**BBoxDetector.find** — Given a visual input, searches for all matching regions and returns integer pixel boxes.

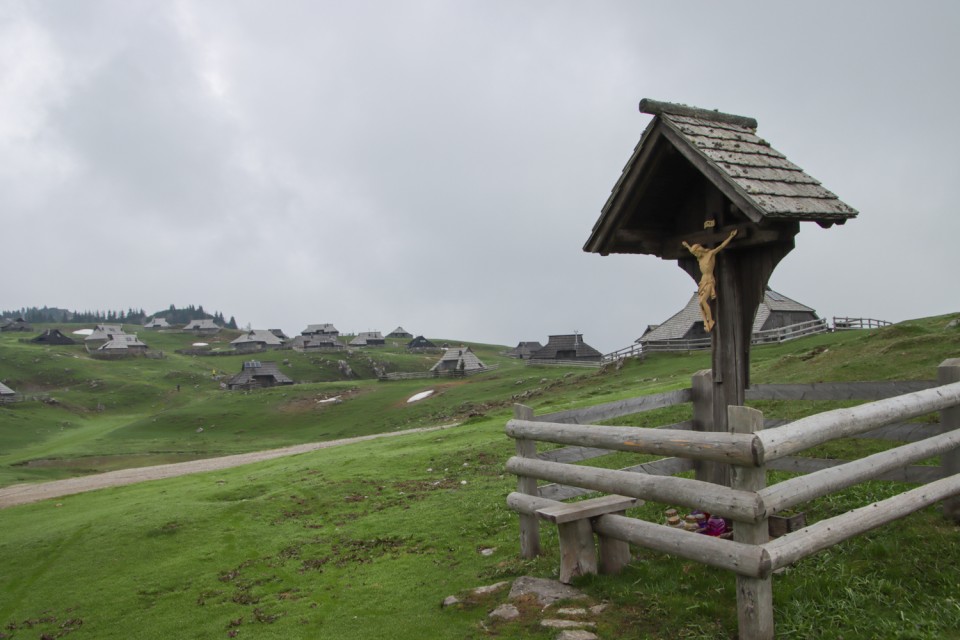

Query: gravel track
[0,423,458,509]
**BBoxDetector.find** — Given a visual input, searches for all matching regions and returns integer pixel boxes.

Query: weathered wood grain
[765,457,945,484]
[533,388,692,425]
[940,359,960,522]
[513,404,541,558]
[507,420,758,466]
[763,473,960,571]
[754,381,960,462]
[592,513,770,578]
[538,457,695,501]
[535,495,639,524]
[729,406,774,640]
[746,380,935,401]
[506,456,763,522]
[759,428,960,515]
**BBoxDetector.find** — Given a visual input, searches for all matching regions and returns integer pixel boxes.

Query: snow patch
[407,389,434,403]
[72,329,94,336]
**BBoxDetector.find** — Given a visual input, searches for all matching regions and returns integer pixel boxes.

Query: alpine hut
[183,319,221,335]
[225,361,294,390]
[430,346,486,374]
[231,329,285,353]
[639,288,823,351]
[529,334,602,363]
[30,329,77,345]
[506,341,544,359]
[0,382,18,403]
[387,326,413,339]
[407,335,438,351]
[349,331,385,347]
[0,317,32,332]
[143,317,171,329]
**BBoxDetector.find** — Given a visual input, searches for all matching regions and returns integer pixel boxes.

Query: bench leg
[597,512,631,575]
[557,519,597,584]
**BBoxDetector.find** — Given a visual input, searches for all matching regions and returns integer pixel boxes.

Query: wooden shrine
[584,98,857,485]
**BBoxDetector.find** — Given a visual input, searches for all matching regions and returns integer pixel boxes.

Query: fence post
[729,405,773,640]
[940,358,960,523]
[514,403,541,557]
[692,370,725,485]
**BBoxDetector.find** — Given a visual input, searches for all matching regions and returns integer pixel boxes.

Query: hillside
[0,314,958,639]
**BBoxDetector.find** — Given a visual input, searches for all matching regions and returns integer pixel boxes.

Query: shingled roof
[530,334,602,361]
[585,99,857,257]
[639,288,817,344]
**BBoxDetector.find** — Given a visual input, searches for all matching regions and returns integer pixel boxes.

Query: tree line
[1,305,238,329]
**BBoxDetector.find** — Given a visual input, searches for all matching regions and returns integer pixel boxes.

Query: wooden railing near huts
[377,364,500,381]
[505,359,960,639]
[603,317,835,362]
[833,316,893,330]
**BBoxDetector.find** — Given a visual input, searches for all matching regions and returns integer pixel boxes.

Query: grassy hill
[0,314,958,639]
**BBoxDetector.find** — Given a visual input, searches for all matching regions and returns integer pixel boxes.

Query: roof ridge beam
[640,98,758,130]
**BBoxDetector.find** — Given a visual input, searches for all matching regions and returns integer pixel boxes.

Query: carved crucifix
[682,229,738,332]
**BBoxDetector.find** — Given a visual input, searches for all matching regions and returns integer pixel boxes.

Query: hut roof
[407,335,437,349]
[226,360,293,387]
[387,326,412,338]
[303,323,338,335]
[530,335,602,360]
[143,317,171,328]
[85,325,126,342]
[231,330,284,347]
[639,288,816,343]
[506,341,543,358]
[349,331,385,346]
[430,346,486,372]
[584,99,857,257]
[30,329,77,345]
[0,382,16,396]
[183,319,220,330]
[98,334,148,351]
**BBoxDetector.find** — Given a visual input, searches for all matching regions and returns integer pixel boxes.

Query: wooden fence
[525,359,602,369]
[833,316,893,330]
[505,359,960,639]
[378,364,500,381]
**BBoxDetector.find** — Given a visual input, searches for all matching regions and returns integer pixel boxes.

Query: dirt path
[0,423,459,509]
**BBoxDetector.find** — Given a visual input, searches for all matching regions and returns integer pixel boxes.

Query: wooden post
[597,511,632,575]
[940,358,960,523]
[729,405,773,640]
[680,233,796,489]
[514,404,541,557]
[692,369,723,484]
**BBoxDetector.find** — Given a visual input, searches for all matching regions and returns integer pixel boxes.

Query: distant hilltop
[1,304,239,329]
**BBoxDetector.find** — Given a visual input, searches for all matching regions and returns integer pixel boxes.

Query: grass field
[1,315,959,639]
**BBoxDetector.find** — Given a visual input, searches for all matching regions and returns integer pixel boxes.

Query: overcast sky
[3,1,958,353]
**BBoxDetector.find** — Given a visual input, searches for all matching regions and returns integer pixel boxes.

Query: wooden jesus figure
[682,229,738,333]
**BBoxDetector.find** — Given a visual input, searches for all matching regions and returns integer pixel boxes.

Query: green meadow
[1,316,959,639]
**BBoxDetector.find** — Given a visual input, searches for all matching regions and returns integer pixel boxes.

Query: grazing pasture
[0,315,958,639]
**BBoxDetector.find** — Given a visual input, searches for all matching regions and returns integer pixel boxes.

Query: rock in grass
[508,576,587,607]
[557,631,599,640]
[489,604,520,620]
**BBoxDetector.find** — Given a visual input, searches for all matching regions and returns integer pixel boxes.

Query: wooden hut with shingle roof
[506,341,544,359]
[0,382,18,403]
[430,346,486,373]
[30,329,76,345]
[529,334,602,363]
[231,329,285,353]
[387,326,413,339]
[639,288,821,350]
[225,361,294,390]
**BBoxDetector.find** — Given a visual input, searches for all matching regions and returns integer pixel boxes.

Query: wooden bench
[507,492,640,583]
